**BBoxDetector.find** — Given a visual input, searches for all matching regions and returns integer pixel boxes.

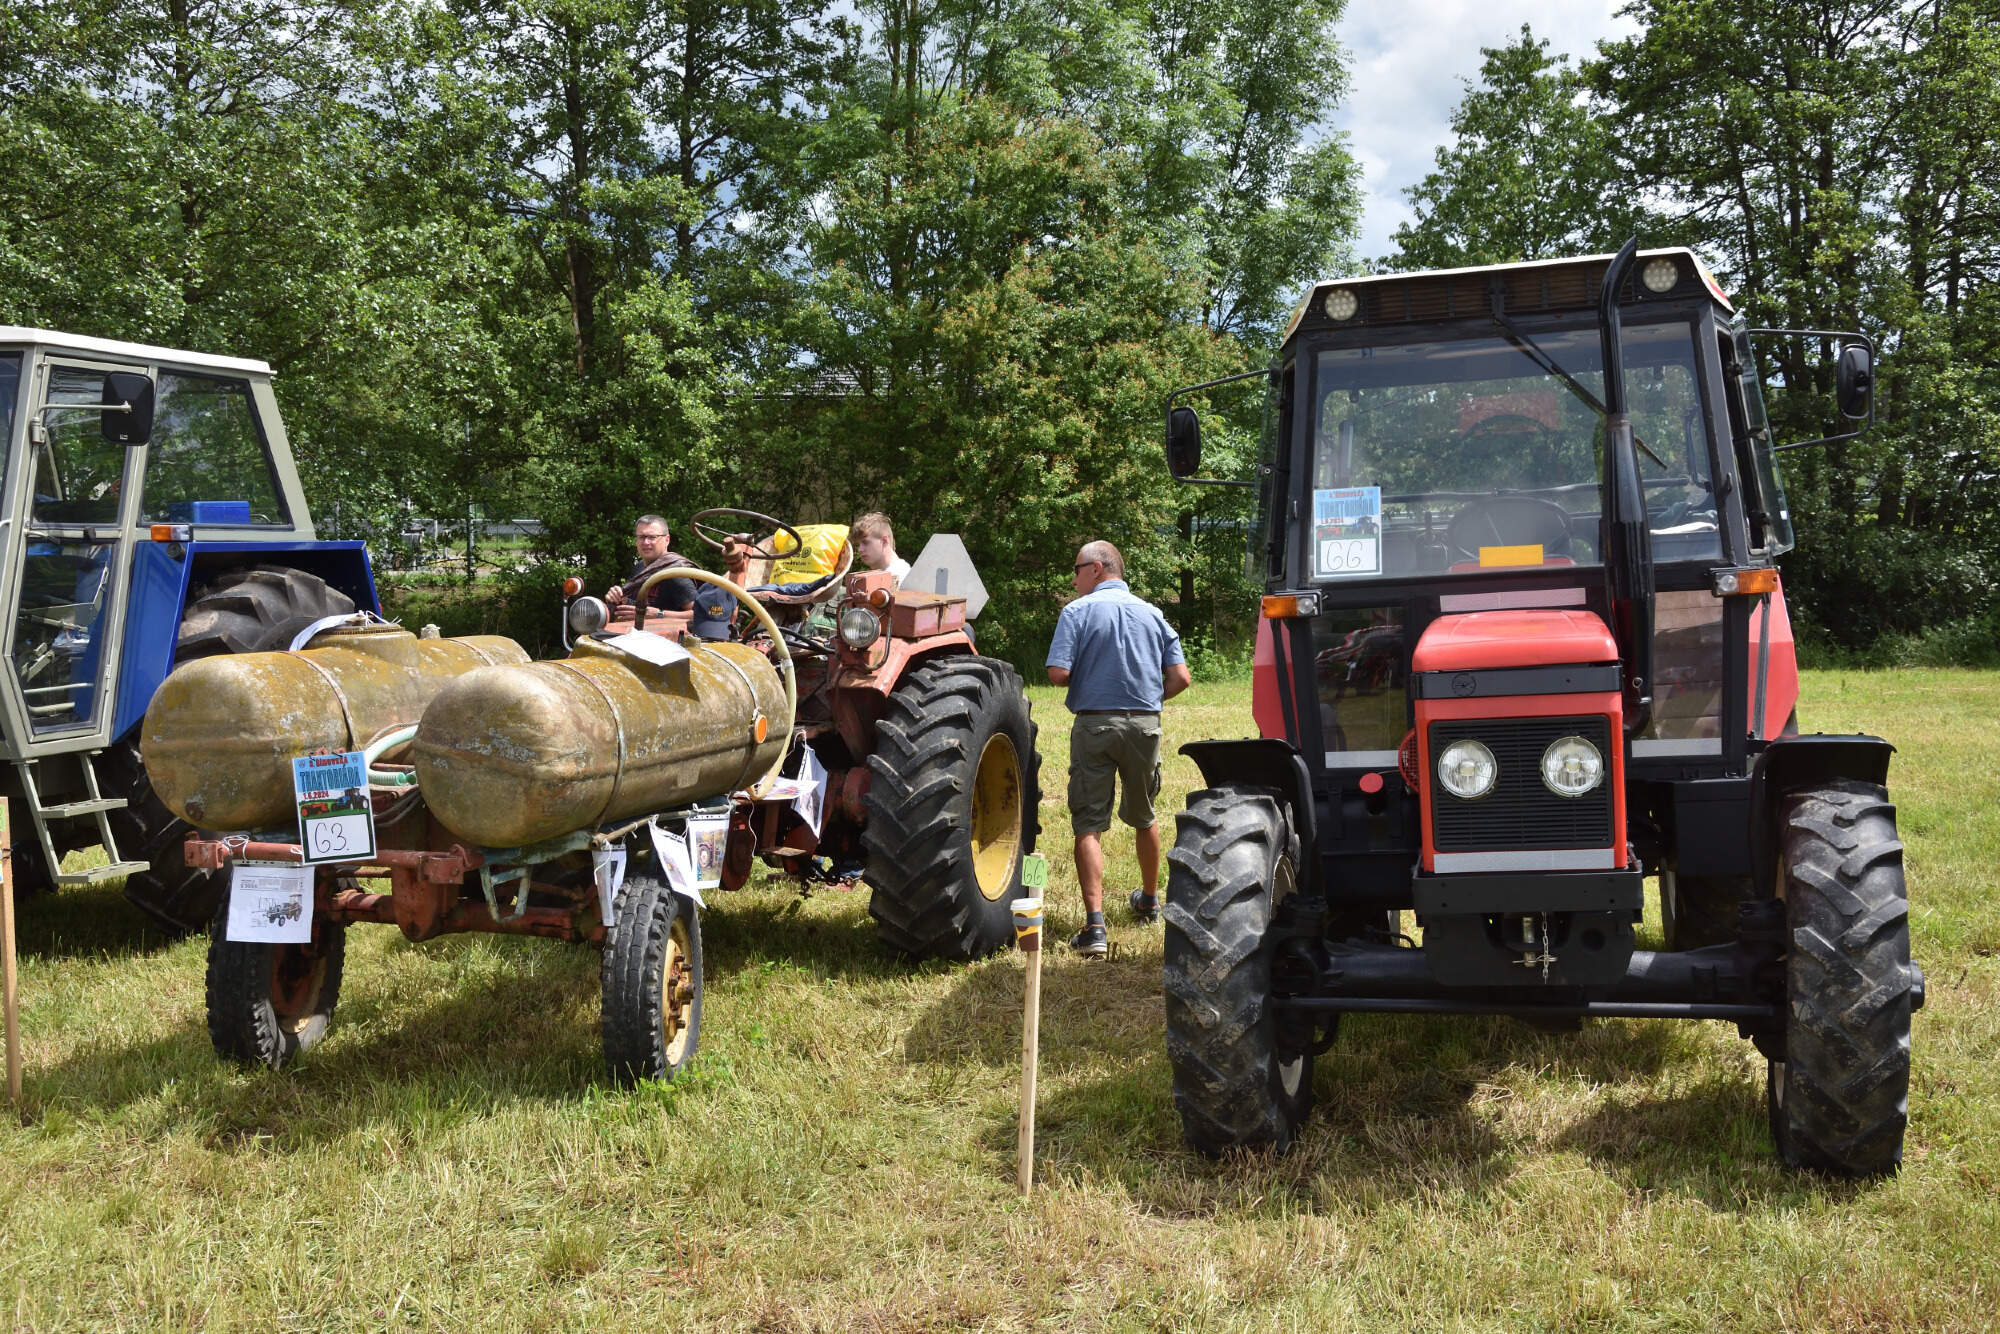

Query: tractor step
[40,797,128,819]
[54,860,150,888]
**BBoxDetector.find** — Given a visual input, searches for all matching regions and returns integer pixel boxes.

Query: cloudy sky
[1334,1,1640,263]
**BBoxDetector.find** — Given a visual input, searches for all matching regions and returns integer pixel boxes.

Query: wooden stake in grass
[1,798,19,1107]
[1011,893,1044,1196]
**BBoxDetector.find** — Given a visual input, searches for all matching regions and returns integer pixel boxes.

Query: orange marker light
[1714,568,1779,596]
[1261,593,1322,619]
[561,576,585,598]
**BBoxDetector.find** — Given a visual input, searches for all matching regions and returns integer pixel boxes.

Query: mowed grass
[2,671,1997,1331]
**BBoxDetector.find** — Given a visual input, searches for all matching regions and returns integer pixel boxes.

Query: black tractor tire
[117,566,355,934]
[863,655,1041,961]
[206,905,346,1070]
[602,874,702,1084]
[1163,785,1313,1156]
[1660,870,1746,951]
[174,565,355,659]
[1767,780,1915,1176]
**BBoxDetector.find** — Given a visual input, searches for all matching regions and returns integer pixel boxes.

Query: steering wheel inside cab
[1446,496,1575,568]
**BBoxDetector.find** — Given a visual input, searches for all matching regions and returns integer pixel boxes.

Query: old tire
[117,567,355,933]
[1660,870,1745,950]
[174,565,355,660]
[1164,785,1312,1155]
[1767,780,1915,1176]
[206,906,345,1070]
[864,655,1041,961]
[602,874,702,1083]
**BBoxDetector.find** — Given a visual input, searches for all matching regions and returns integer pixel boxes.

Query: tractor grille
[1428,715,1613,851]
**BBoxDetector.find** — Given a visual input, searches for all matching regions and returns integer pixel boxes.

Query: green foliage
[1391,27,1645,270]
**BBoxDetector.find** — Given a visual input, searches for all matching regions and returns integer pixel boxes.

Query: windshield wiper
[1491,309,1667,469]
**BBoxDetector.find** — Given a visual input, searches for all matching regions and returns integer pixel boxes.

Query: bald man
[1045,540,1191,956]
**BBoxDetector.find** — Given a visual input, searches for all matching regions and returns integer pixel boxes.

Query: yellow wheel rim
[970,732,1023,901]
[661,918,696,1066]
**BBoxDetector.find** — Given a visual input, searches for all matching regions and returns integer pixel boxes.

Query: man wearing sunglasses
[1046,540,1191,956]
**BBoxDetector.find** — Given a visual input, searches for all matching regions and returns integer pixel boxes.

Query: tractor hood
[1412,609,1619,673]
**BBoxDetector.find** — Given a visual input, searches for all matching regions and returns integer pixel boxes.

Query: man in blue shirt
[1046,540,1191,956]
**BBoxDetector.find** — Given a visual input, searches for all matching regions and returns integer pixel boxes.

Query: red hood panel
[1413,609,1619,672]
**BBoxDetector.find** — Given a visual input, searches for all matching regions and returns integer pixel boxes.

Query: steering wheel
[689,508,803,562]
[1446,495,1575,565]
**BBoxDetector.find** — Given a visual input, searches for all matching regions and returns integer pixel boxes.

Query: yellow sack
[768,523,849,584]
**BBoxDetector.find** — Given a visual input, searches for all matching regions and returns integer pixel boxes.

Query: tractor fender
[1748,733,1895,899]
[830,636,975,759]
[1178,738,1319,893]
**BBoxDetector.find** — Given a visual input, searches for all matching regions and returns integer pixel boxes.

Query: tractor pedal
[54,860,150,888]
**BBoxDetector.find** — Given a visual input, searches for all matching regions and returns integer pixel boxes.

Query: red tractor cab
[1161,242,1919,1176]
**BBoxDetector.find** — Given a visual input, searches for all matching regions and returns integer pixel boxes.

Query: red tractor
[1160,241,1921,1175]
[563,511,1040,960]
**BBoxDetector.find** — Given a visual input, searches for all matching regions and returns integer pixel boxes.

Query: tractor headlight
[567,596,609,636]
[1436,739,1497,800]
[838,606,881,649]
[1540,735,1605,798]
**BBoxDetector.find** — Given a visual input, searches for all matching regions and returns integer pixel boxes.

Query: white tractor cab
[0,328,374,930]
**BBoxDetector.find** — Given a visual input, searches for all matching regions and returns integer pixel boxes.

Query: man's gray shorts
[1068,710,1162,836]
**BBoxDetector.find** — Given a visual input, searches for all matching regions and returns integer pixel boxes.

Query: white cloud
[1334,0,1640,264]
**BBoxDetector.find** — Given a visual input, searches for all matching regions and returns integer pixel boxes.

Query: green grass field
[3,671,1996,1331]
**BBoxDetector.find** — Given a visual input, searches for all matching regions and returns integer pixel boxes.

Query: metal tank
[411,635,787,848]
[143,624,529,831]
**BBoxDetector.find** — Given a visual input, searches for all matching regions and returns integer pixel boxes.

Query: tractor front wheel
[1767,780,1915,1176]
[206,909,346,1070]
[602,874,702,1083]
[1163,785,1313,1155]
[863,656,1040,960]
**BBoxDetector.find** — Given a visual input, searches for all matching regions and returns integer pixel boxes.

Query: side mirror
[101,372,155,445]
[1835,344,1873,419]
[1166,406,1201,478]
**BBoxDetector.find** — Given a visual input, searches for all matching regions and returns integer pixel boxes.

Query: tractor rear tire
[863,656,1040,960]
[1164,786,1313,1155]
[174,565,355,659]
[1767,780,1914,1176]
[206,906,346,1070]
[119,567,355,934]
[1660,871,1746,950]
[602,874,702,1084]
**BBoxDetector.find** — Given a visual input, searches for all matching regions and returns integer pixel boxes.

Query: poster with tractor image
[1313,486,1382,579]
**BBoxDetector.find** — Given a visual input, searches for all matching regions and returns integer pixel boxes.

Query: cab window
[142,373,290,526]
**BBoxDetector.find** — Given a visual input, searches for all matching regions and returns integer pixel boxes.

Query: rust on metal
[143,625,528,832]
[411,636,786,847]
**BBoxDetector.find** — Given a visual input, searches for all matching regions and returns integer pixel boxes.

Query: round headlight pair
[1435,735,1605,800]
[838,606,882,649]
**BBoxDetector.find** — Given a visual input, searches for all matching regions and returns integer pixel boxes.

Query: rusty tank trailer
[153,590,799,1083]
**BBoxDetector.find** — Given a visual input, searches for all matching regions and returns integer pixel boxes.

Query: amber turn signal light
[1260,592,1321,619]
[1712,567,1779,597]
[561,576,585,598]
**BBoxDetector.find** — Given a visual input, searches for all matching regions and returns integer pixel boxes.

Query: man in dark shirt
[605,514,696,619]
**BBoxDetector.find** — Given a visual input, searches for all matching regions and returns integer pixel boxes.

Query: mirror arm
[1164,365,1277,488]
[1774,426,1867,453]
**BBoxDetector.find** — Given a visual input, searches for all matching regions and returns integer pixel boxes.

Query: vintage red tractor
[563,510,1041,960]
[1159,241,1921,1175]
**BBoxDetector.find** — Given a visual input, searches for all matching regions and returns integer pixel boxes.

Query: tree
[1392,26,1642,270]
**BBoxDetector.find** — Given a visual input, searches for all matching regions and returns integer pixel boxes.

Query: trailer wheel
[602,875,702,1083]
[1163,785,1312,1155]
[205,907,345,1070]
[1767,780,1914,1176]
[1660,871,1745,950]
[864,656,1041,960]
[116,567,356,934]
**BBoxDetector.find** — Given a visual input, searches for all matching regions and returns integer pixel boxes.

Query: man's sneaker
[1128,889,1160,925]
[1069,924,1108,957]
